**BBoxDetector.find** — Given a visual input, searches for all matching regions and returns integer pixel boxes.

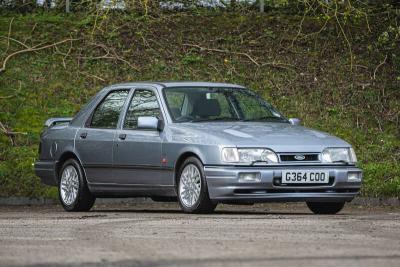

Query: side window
[124,89,161,129]
[90,90,129,128]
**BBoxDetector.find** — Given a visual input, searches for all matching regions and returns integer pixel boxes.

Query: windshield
[164,87,288,123]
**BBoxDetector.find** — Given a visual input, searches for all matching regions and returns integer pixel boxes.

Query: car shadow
[89,208,316,216]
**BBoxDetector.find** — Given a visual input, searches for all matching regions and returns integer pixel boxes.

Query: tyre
[58,159,95,212]
[177,157,217,213]
[306,202,345,215]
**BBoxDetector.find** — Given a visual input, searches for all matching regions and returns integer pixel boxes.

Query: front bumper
[204,165,362,203]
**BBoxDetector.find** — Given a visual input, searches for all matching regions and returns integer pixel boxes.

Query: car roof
[107,81,246,89]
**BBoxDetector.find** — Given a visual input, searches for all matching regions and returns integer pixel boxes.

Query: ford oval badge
[294,155,306,161]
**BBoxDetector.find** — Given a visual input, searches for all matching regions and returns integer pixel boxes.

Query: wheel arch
[174,151,203,187]
[55,151,85,183]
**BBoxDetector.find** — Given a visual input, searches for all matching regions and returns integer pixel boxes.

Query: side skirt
[88,183,177,198]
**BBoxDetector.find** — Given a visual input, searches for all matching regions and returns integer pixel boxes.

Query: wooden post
[260,0,265,13]
[66,0,70,13]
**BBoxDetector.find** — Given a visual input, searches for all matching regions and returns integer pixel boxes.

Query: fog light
[348,172,361,182]
[239,172,261,183]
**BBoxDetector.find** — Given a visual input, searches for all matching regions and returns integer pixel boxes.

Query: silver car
[35,82,362,214]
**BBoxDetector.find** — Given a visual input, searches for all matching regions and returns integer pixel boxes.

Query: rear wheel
[306,202,345,214]
[177,157,217,213]
[59,159,95,212]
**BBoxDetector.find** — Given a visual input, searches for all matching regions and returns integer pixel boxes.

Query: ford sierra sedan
[35,82,362,214]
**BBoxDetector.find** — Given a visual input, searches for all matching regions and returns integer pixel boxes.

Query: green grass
[0,11,399,198]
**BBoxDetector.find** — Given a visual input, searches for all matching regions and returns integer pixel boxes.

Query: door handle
[118,133,127,140]
[80,132,87,139]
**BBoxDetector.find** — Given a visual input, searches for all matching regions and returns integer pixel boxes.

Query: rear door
[75,89,130,184]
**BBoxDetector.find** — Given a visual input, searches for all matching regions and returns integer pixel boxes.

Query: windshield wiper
[242,116,288,122]
[192,117,241,122]
[175,117,193,123]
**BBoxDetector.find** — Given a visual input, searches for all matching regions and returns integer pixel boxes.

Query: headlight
[222,148,278,164]
[321,147,357,164]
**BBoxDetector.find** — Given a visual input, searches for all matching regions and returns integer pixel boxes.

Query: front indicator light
[221,147,239,163]
[239,172,261,183]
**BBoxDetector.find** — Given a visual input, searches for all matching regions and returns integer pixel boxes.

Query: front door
[113,88,168,186]
[75,89,130,184]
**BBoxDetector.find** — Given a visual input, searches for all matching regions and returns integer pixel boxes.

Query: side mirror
[137,116,164,131]
[289,118,301,126]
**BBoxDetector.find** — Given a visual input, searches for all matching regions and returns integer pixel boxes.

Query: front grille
[279,153,319,162]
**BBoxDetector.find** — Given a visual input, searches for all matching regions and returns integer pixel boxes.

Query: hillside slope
[0,11,399,198]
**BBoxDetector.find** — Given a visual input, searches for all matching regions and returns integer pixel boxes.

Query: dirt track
[0,202,399,267]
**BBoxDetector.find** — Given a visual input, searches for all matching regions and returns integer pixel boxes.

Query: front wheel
[59,159,96,212]
[306,202,345,215]
[177,157,217,214]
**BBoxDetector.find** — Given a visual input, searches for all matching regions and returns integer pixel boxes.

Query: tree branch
[183,43,295,70]
[0,38,79,74]
[0,121,27,146]
[183,43,260,66]
[373,54,388,80]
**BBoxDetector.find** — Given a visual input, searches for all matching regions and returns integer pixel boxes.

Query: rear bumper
[34,160,57,186]
[204,165,362,203]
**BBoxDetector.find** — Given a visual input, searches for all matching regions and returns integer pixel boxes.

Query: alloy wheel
[60,165,79,205]
[179,164,202,208]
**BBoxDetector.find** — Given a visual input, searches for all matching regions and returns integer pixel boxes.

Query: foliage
[0,4,399,198]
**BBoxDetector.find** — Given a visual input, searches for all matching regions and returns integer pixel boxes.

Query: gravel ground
[0,202,399,267]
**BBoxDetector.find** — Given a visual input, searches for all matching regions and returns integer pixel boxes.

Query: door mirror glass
[289,118,301,125]
[137,116,163,131]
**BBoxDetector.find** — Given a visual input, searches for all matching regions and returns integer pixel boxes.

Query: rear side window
[124,89,161,129]
[90,90,129,128]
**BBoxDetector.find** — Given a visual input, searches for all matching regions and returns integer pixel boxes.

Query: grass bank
[0,10,399,198]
